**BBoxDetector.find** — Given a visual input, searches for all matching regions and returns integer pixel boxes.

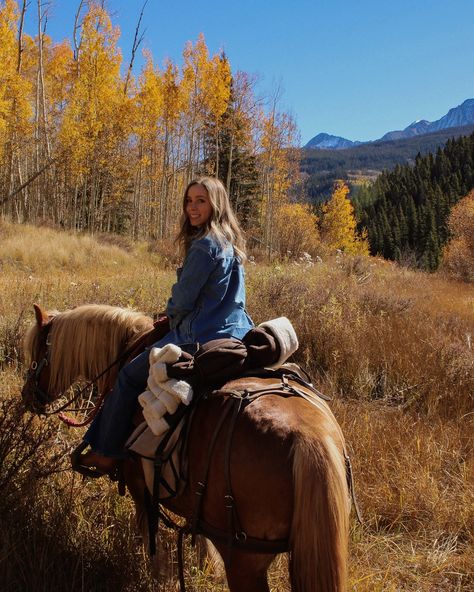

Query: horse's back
[176,377,343,542]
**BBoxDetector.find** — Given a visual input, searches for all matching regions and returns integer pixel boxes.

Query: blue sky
[23,0,474,145]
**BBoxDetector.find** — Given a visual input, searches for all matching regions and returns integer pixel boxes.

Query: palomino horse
[22,303,350,592]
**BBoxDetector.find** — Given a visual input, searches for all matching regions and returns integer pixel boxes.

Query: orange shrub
[273,202,320,257]
[442,191,474,282]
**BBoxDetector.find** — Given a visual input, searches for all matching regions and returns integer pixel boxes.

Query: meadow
[0,219,473,591]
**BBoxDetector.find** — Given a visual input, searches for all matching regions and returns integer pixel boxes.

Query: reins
[55,354,125,427]
[28,323,144,426]
[27,312,169,427]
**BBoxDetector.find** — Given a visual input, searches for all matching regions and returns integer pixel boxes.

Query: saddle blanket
[126,419,184,499]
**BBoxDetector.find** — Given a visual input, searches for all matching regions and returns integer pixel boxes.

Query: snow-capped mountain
[305,133,360,150]
[305,99,474,150]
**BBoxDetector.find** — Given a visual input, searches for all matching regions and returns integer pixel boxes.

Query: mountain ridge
[306,99,474,150]
[301,123,474,202]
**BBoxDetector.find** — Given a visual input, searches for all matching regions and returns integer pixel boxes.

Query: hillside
[301,124,474,201]
[0,222,473,591]
[357,132,474,270]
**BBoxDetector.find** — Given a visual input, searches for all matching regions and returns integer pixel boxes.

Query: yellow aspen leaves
[59,3,124,175]
[0,2,303,243]
[274,203,320,257]
[258,108,300,252]
[320,181,369,255]
[44,40,75,128]
[206,53,231,121]
[136,53,164,143]
[0,0,32,159]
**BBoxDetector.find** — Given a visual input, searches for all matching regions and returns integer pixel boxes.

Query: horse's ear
[33,304,49,327]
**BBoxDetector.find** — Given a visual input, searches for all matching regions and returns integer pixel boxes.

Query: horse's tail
[290,428,350,592]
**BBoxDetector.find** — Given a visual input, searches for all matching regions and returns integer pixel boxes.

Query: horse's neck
[51,321,130,395]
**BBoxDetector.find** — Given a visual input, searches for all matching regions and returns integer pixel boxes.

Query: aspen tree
[0,0,32,216]
[442,190,474,281]
[0,0,20,159]
[30,0,55,222]
[159,59,184,237]
[203,52,231,176]
[0,8,302,241]
[134,52,164,237]
[320,181,369,255]
[43,40,74,133]
[59,2,129,232]
[258,97,299,255]
[35,0,51,159]
[181,34,214,179]
[37,40,73,223]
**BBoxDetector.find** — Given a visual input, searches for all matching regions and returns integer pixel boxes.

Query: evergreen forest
[357,132,474,270]
[301,124,474,203]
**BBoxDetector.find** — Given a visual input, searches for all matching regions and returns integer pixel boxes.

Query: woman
[77,177,254,475]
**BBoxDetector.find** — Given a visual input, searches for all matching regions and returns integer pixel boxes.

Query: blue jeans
[84,332,178,458]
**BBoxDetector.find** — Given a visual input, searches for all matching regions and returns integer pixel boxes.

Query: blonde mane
[25,304,154,395]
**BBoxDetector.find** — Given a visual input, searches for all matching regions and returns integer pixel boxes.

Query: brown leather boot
[70,441,120,479]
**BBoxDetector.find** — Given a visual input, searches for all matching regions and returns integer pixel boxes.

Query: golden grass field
[0,219,473,591]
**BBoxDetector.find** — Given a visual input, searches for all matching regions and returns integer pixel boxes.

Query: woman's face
[185,183,213,227]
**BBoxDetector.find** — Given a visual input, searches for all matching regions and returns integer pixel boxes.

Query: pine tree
[203,73,259,227]
[360,132,474,270]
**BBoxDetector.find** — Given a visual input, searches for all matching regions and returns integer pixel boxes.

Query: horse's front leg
[122,459,172,582]
[213,544,275,592]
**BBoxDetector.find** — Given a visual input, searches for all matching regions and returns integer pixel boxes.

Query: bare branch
[17,0,29,73]
[1,158,57,207]
[41,0,52,35]
[124,0,149,95]
[73,0,85,61]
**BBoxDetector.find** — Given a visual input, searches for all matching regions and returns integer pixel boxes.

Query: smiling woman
[185,183,213,227]
[75,176,254,475]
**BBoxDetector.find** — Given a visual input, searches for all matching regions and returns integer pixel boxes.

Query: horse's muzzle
[21,371,49,414]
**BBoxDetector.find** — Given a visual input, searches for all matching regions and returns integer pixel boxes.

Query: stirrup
[70,441,118,479]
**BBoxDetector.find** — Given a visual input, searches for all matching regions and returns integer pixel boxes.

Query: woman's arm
[166,244,217,329]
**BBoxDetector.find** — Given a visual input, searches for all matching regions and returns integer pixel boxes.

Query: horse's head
[22,302,156,415]
[22,304,57,413]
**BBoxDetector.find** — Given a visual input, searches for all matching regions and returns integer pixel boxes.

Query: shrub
[273,203,321,257]
[442,191,474,282]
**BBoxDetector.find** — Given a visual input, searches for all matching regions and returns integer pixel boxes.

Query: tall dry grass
[0,221,473,591]
[249,256,473,418]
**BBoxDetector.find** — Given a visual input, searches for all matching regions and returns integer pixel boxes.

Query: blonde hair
[175,176,247,261]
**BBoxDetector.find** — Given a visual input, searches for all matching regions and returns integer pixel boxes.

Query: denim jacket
[165,234,254,345]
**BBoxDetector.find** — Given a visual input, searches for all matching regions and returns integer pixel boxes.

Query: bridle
[24,315,142,425]
[25,314,119,424]
[24,318,55,412]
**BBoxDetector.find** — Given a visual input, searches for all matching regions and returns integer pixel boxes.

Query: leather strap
[223,397,245,566]
[191,398,234,544]
[195,519,288,554]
